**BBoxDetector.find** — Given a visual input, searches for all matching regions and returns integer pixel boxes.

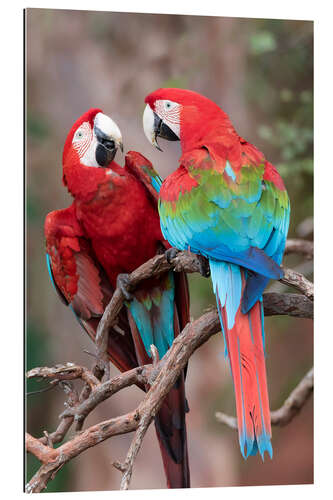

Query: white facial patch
[155,99,181,138]
[80,136,100,167]
[72,121,99,167]
[72,122,93,158]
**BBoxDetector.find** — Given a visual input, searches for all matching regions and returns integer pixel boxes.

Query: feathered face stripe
[154,100,181,137]
[72,121,93,159]
[155,101,180,125]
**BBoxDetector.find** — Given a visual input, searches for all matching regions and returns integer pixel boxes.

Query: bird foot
[165,247,180,264]
[116,273,133,301]
[197,255,210,278]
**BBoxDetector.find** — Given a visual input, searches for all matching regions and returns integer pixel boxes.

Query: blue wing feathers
[128,272,175,359]
[151,175,163,193]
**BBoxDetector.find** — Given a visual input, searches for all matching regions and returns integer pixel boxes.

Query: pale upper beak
[143,104,162,150]
[94,112,123,149]
[94,112,124,166]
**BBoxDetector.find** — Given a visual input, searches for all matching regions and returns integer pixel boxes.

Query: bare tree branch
[95,242,313,366]
[25,308,219,493]
[26,238,313,491]
[270,367,313,426]
[281,267,314,301]
[215,367,313,429]
[120,413,152,490]
[26,410,138,493]
[262,292,313,319]
[27,363,100,389]
[35,380,79,446]
[284,239,313,259]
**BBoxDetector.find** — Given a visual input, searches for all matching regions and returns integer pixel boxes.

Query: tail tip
[257,431,273,461]
[260,439,273,461]
[239,433,273,461]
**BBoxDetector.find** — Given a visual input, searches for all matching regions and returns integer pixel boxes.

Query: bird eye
[163,100,178,113]
[76,130,83,139]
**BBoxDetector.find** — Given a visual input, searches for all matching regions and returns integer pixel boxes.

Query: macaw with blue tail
[143,88,290,460]
[45,109,190,487]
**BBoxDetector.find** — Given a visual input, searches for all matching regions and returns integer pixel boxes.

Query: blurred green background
[26,8,313,491]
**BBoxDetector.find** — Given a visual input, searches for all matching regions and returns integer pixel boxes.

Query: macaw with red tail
[44,109,190,488]
[143,88,290,459]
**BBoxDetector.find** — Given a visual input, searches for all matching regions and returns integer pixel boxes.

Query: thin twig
[59,366,151,423]
[38,380,79,447]
[284,239,313,259]
[26,363,100,389]
[270,367,313,426]
[26,238,313,491]
[120,413,152,490]
[215,367,313,429]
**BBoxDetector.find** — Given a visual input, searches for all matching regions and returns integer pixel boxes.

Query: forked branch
[26,238,313,492]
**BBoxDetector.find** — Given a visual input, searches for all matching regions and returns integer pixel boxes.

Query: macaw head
[143,88,236,153]
[63,108,123,169]
[62,108,124,199]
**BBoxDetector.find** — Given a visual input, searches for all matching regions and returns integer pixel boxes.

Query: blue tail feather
[210,259,242,330]
[128,272,175,359]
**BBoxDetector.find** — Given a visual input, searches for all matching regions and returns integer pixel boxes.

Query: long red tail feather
[210,260,272,459]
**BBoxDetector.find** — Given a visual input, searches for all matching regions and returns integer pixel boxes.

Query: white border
[3,1,330,499]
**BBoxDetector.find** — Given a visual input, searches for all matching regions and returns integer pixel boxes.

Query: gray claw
[117,273,133,301]
[165,247,180,264]
[197,255,210,278]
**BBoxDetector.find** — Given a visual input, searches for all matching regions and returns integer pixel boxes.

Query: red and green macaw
[143,88,290,459]
[44,109,190,488]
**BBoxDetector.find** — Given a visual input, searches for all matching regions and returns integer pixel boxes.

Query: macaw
[143,88,290,460]
[44,108,190,488]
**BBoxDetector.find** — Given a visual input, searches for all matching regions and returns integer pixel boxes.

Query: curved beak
[143,104,179,152]
[94,112,124,167]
